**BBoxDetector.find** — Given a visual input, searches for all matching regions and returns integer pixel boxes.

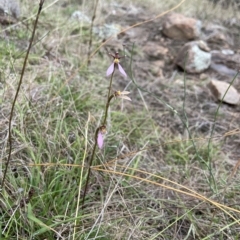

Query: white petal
[119,96,132,101]
[121,91,130,95]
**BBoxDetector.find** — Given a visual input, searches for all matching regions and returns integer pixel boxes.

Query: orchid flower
[97,132,103,149]
[106,52,127,78]
[114,91,131,101]
[97,126,107,149]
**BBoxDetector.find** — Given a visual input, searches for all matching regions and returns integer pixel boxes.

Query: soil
[104,6,240,162]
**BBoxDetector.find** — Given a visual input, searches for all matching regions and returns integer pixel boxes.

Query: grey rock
[203,23,233,47]
[210,62,237,77]
[93,24,121,39]
[221,49,234,55]
[71,11,90,23]
[211,50,240,70]
[176,41,211,74]
[0,0,20,18]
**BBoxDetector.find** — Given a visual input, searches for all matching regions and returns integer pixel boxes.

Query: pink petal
[106,63,115,77]
[117,63,127,78]
[97,132,104,149]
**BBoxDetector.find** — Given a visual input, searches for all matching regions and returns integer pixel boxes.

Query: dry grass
[120,0,240,20]
[0,0,240,239]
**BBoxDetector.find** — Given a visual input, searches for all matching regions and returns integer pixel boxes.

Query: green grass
[1,0,240,239]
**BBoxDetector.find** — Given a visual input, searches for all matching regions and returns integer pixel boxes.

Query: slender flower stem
[82,69,115,209]
[103,70,114,125]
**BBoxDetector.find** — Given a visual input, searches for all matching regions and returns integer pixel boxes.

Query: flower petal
[120,91,130,95]
[119,95,132,101]
[117,63,127,78]
[97,132,104,149]
[106,63,115,77]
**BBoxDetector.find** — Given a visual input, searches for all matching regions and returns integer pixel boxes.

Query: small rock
[208,32,226,45]
[210,62,237,77]
[152,60,165,68]
[0,0,20,18]
[154,68,163,78]
[176,41,211,74]
[143,42,168,59]
[93,24,122,39]
[151,60,165,77]
[162,13,202,40]
[203,23,233,48]
[198,40,211,52]
[221,49,234,55]
[200,73,208,80]
[0,0,20,24]
[174,79,184,85]
[208,79,240,105]
[71,11,90,23]
[123,28,149,42]
[211,50,240,70]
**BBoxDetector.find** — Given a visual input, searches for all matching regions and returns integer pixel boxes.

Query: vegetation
[1,0,240,239]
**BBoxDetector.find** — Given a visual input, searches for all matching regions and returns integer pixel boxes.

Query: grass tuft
[1,0,240,239]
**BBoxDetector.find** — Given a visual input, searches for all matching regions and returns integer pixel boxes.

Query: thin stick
[1,0,45,189]
[87,0,99,66]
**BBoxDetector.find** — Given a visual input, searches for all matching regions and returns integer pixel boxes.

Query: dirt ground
[103,4,240,163]
[1,1,240,238]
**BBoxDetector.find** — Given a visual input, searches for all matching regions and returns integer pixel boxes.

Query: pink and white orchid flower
[106,52,127,78]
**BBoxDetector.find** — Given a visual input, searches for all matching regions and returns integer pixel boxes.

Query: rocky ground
[102,4,240,163]
[1,1,240,238]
